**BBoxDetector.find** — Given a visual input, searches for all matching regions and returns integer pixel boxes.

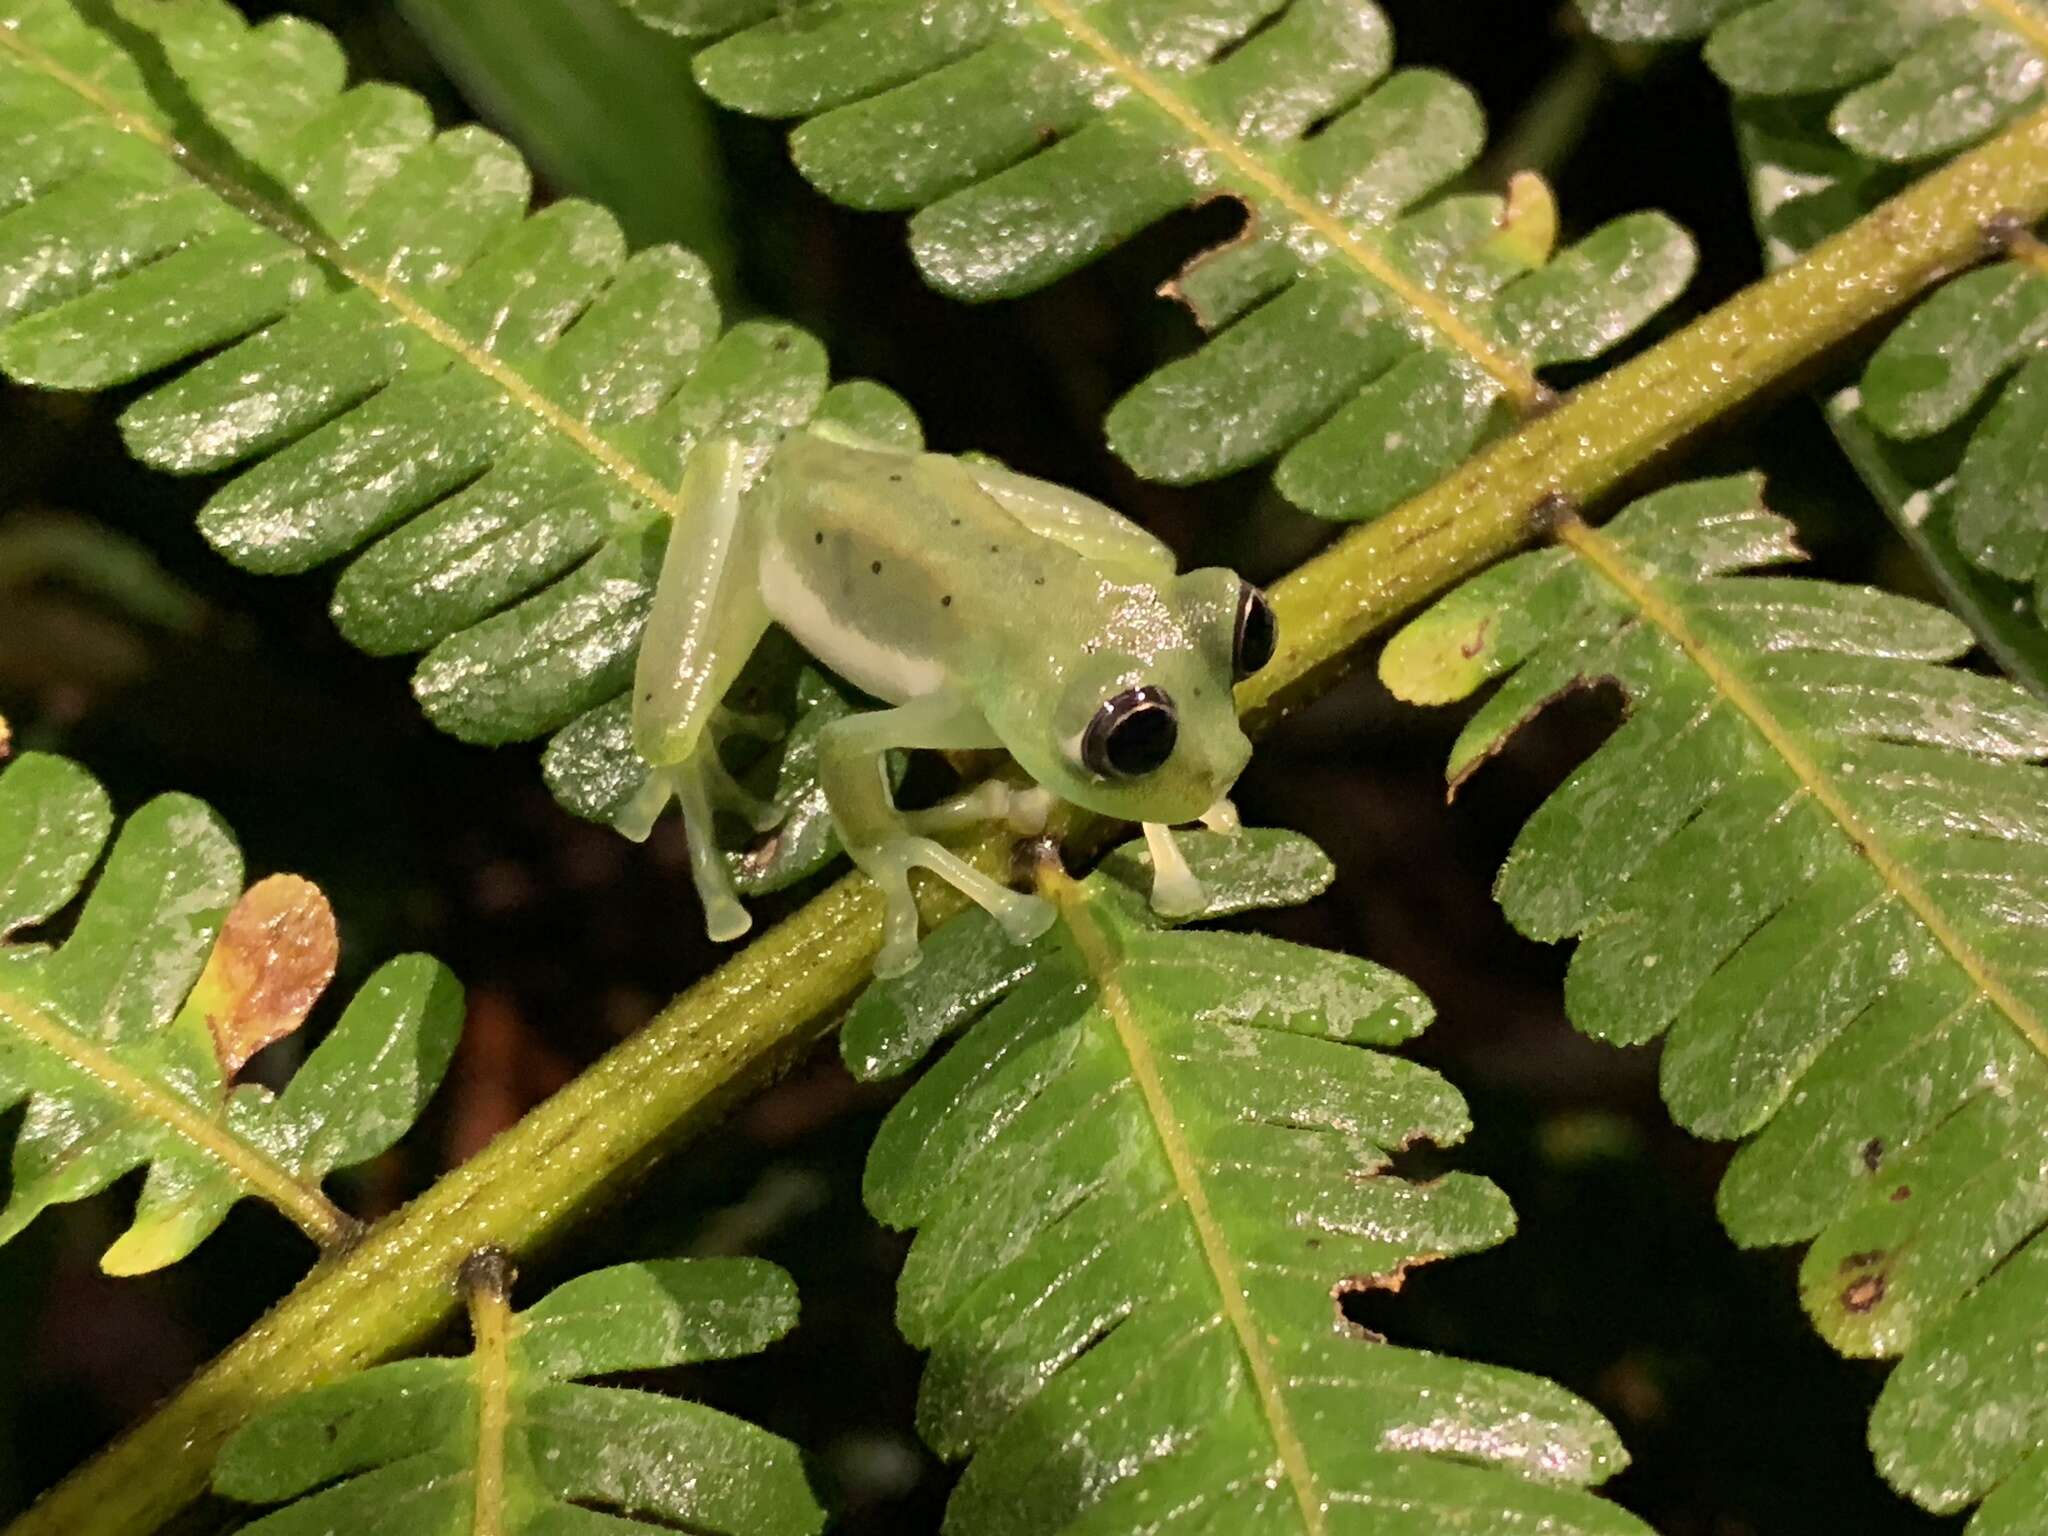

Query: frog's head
[993,568,1272,825]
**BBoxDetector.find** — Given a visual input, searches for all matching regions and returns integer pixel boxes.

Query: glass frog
[618,424,1275,977]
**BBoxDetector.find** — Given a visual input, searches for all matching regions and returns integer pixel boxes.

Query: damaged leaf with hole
[0,751,463,1274]
[1387,473,2048,1528]
[643,0,1695,523]
[843,826,1647,1535]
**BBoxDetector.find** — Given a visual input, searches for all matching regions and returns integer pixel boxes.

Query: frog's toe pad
[1001,891,1057,945]
[1005,786,1055,836]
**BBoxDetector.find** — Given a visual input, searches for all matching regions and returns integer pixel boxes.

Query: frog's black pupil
[1085,687,1178,778]
[1234,583,1277,679]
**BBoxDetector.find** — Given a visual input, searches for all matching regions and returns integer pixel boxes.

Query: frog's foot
[701,749,787,834]
[859,834,1055,978]
[1142,821,1207,919]
[1198,796,1241,835]
[612,759,753,944]
[901,779,1054,837]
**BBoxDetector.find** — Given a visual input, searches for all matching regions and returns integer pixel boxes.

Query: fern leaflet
[632,0,1696,523]
[841,828,1647,1536]
[1384,476,2048,1529]
[214,1253,824,1536]
[1748,98,2048,688]
[0,0,907,881]
[0,750,462,1273]
[1579,0,2048,165]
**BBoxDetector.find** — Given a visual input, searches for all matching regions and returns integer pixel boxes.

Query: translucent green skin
[624,427,1256,972]
[753,433,1253,827]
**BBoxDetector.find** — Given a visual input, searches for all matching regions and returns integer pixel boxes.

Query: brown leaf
[190,874,339,1078]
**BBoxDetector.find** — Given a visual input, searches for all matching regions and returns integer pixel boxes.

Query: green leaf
[841,828,1337,1080]
[645,0,1695,522]
[848,834,1646,1536]
[0,0,917,882]
[0,751,462,1274]
[1826,392,2048,700]
[1384,476,2048,1527]
[215,1255,824,1536]
[1731,84,2048,683]
[1577,0,2048,164]
[396,0,735,282]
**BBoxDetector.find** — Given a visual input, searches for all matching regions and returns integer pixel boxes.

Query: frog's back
[757,437,1085,703]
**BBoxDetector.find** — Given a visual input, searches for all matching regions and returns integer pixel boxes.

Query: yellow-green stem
[463,1254,518,1536]
[13,89,2048,1536]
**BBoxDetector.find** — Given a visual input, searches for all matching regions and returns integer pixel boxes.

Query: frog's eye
[1233,582,1277,680]
[1083,687,1179,778]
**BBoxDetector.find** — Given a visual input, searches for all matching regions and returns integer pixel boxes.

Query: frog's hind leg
[818,692,1055,977]
[621,437,774,944]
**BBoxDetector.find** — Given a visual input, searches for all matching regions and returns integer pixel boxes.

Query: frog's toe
[704,889,753,943]
[613,768,678,843]
[874,932,924,979]
[999,891,1057,946]
[702,753,782,832]
[1005,785,1056,836]
[1143,821,1208,919]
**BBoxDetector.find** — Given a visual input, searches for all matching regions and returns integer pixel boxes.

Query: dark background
[0,2,1956,1532]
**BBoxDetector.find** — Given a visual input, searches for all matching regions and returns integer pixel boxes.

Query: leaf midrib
[466,1274,517,1536]
[0,21,688,523]
[1555,511,2048,1070]
[1978,0,2048,57]
[0,985,349,1244]
[1045,870,1327,1536]
[1026,0,1544,412]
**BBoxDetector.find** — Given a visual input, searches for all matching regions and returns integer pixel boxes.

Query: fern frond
[1382,476,2048,1527]
[842,828,1647,1536]
[0,0,912,871]
[1727,87,2048,688]
[1857,239,2048,629]
[633,0,1696,523]
[1579,0,2048,165]
[215,1254,824,1536]
[0,750,462,1273]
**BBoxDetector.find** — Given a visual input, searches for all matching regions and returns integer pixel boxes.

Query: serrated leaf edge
[1554,504,2048,1070]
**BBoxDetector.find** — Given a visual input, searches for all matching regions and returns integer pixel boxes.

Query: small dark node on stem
[1015,835,1065,888]
[1982,208,2036,256]
[322,1210,368,1259]
[1530,489,1579,540]
[1521,382,1564,419]
[458,1246,516,1301]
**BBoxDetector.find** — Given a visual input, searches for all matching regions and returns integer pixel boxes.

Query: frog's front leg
[818,692,1055,977]
[622,437,774,944]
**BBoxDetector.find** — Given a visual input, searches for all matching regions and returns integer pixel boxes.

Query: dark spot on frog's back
[871,560,882,575]
[1861,1137,1884,1172]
